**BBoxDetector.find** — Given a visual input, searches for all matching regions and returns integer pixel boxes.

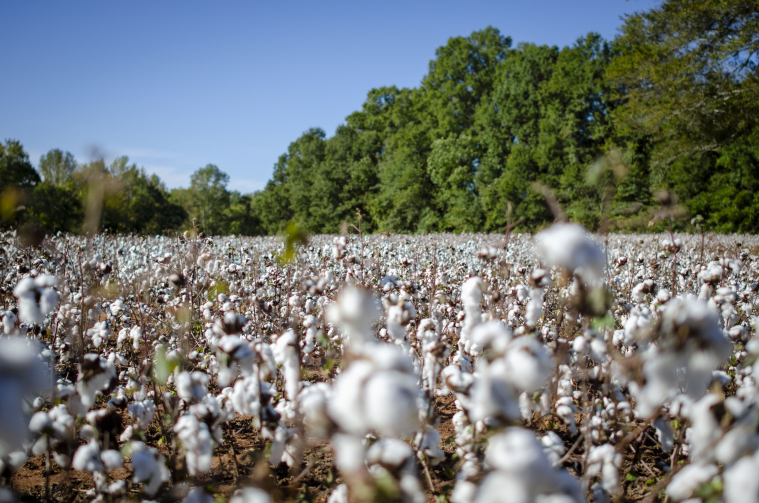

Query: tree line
[3,0,758,236]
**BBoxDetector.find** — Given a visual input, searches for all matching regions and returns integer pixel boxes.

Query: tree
[608,0,759,163]
[39,149,77,186]
[184,164,231,235]
[0,140,40,227]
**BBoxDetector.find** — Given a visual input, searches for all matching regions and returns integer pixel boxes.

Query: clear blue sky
[0,0,657,192]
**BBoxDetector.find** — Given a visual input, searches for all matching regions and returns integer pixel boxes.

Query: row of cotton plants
[0,226,758,502]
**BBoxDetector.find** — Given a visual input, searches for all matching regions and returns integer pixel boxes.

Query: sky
[0,0,658,192]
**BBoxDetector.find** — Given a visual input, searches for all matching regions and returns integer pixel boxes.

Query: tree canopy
[5,0,759,237]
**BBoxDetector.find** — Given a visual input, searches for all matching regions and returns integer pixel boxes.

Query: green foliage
[7,3,759,235]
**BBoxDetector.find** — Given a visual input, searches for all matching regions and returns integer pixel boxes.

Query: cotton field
[1,227,759,503]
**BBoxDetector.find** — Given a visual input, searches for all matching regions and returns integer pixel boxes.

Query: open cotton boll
[503,336,552,392]
[586,444,622,496]
[366,438,414,472]
[471,321,512,359]
[469,369,520,424]
[174,414,213,475]
[298,382,333,439]
[666,463,719,501]
[2,310,17,334]
[724,452,759,503]
[176,371,209,403]
[131,441,170,496]
[0,337,50,458]
[362,370,421,437]
[273,329,300,400]
[535,223,604,282]
[229,487,273,503]
[72,441,103,472]
[483,428,582,502]
[415,425,445,466]
[331,433,367,478]
[326,484,348,503]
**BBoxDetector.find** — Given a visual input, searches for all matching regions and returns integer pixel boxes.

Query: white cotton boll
[39,288,58,317]
[471,321,512,357]
[100,450,123,470]
[535,223,604,282]
[332,433,366,477]
[386,305,406,342]
[451,480,478,503]
[541,432,566,466]
[634,352,680,416]
[653,416,674,452]
[131,442,170,496]
[415,425,445,466]
[572,336,587,353]
[462,277,484,307]
[475,471,531,503]
[128,399,156,430]
[110,299,124,316]
[586,444,622,495]
[326,484,348,503]
[130,326,142,350]
[176,371,208,402]
[555,397,577,434]
[13,277,44,324]
[273,329,300,400]
[525,288,544,327]
[231,376,261,417]
[486,428,551,475]
[298,383,332,439]
[366,438,413,471]
[72,441,103,472]
[174,414,213,475]
[362,370,420,437]
[2,310,17,334]
[503,337,552,392]
[29,411,52,434]
[469,369,520,423]
[666,463,719,501]
[0,337,51,458]
[724,452,759,503]
[229,487,273,503]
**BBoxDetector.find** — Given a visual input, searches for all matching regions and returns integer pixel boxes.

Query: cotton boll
[174,414,213,476]
[100,450,123,470]
[366,438,414,472]
[273,330,300,400]
[0,337,50,458]
[229,487,273,503]
[331,433,367,478]
[469,369,520,424]
[176,371,208,403]
[724,452,759,503]
[326,484,348,503]
[666,463,719,501]
[298,382,333,439]
[362,370,421,437]
[503,337,552,392]
[2,311,17,334]
[475,471,532,503]
[470,321,512,359]
[127,399,156,430]
[415,425,445,466]
[586,444,622,495]
[541,432,566,466]
[131,442,170,496]
[72,441,103,472]
[536,223,604,282]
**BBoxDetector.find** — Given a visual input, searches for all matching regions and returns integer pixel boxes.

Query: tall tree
[39,149,77,186]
